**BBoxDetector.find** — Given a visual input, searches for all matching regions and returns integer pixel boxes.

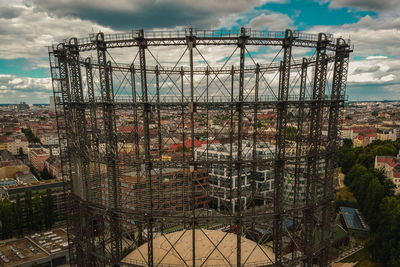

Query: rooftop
[340,206,369,231]
[15,172,39,184]
[0,237,46,266]
[0,228,68,267]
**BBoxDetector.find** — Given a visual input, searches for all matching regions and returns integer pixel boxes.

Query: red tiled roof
[184,139,202,148]
[0,136,12,142]
[376,156,398,168]
[117,126,143,134]
[351,127,377,134]
[170,139,220,151]
[257,113,275,119]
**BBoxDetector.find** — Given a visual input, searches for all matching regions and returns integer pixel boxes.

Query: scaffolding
[48,27,352,266]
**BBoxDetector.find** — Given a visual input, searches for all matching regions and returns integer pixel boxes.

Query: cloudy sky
[0,0,399,103]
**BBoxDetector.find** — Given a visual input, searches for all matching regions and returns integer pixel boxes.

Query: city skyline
[0,0,399,104]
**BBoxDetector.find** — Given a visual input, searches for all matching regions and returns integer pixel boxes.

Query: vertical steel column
[236,27,248,267]
[292,58,307,262]
[273,29,293,265]
[67,37,91,266]
[180,66,186,213]
[251,64,260,222]
[85,58,102,205]
[206,66,210,211]
[130,64,143,246]
[50,43,77,266]
[304,33,329,266]
[229,65,234,214]
[320,38,350,266]
[155,65,164,213]
[96,32,121,265]
[68,38,90,202]
[84,57,100,263]
[187,28,197,267]
[85,58,97,148]
[136,29,154,267]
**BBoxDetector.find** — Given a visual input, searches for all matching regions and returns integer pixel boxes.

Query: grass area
[341,248,380,267]
[336,187,357,203]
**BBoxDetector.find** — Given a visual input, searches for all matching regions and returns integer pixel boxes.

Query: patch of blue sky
[248,0,376,30]
[0,58,49,78]
[352,54,397,61]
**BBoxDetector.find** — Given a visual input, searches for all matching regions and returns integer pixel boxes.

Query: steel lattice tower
[49,27,352,267]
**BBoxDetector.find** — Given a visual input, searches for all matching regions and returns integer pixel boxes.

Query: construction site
[48,27,352,266]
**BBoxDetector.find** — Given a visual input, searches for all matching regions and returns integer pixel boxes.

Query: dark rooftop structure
[340,206,369,232]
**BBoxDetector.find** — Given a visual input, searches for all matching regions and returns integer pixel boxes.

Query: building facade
[195,141,275,213]
[375,152,400,194]
[29,148,50,171]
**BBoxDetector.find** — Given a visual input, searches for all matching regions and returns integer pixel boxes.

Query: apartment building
[29,148,50,171]
[375,151,400,194]
[195,141,275,213]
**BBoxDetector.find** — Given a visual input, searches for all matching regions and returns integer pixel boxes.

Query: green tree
[24,190,34,230]
[32,193,44,231]
[383,179,396,197]
[42,189,54,229]
[350,172,374,207]
[344,164,367,187]
[339,150,356,174]
[14,195,24,236]
[370,144,397,157]
[340,139,400,266]
[285,126,297,141]
[367,197,400,266]
[356,152,375,169]
[362,177,384,230]
[373,169,396,197]
[40,167,53,180]
[177,145,191,153]
[21,128,41,143]
[342,138,353,148]
[0,199,15,239]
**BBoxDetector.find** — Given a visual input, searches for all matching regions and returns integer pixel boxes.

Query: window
[209,175,218,185]
[220,178,230,188]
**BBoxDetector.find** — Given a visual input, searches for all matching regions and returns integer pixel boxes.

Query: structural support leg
[273,29,293,265]
[96,32,121,265]
[137,29,154,267]
[304,33,329,266]
[320,38,350,266]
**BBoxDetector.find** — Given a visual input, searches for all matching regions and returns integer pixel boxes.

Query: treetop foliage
[339,138,400,266]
